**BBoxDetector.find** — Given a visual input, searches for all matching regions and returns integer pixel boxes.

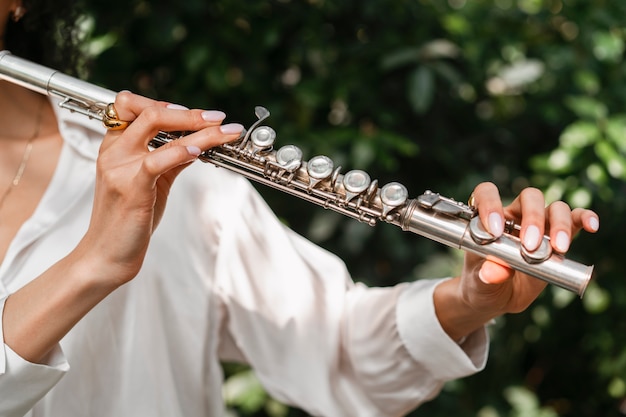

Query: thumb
[479,260,513,285]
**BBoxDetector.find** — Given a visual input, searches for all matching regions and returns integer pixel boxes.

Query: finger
[135,145,203,189]
[105,91,231,149]
[113,90,162,122]
[511,187,546,252]
[572,208,600,234]
[101,91,164,150]
[122,106,232,151]
[472,182,505,237]
[115,91,228,132]
[544,201,573,253]
[152,123,244,156]
[103,91,159,135]
[478,260,512,285]
[134,122,245,187]
[478,261,547,297]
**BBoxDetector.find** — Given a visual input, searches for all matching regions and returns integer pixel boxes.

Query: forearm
[2,251,119,364]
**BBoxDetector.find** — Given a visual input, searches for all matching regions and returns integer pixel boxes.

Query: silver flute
[0,50,594,296]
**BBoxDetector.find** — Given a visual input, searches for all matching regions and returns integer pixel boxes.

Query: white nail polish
[201,110,226,122]
[478,268,490,284]
[186,146,201,156]
[488,212,504,236]
[523,225,540,251]
[220,123,244,134]
[589,216,599,232]
[167,103,189,110]
[555,231,570,252]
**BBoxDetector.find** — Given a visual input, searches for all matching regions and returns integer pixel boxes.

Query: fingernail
[555,231,570,253]
[186,146,202,156]
[523,225,540,251]
[478,267,490,284]
[488,212,504,236]
[167,103,189,110]
[220,123,244,135]
[202,110,226,122]
[589,216,599,232]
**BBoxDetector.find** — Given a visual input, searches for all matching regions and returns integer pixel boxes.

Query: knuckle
[97,166,125,196]
[182,111,208,132]
[99,168,117,186]
[521,187,543,200]
[140,106,162,125]
[520,188,545,214]
[115,90,134,108]
[193,113,210,130]
[474,181,496,194]
[549,200,571,213]
[141,155,160,175]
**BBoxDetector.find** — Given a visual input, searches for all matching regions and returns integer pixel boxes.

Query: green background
[81,1,625,416]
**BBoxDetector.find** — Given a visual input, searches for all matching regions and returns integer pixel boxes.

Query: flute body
[0,50,593,296]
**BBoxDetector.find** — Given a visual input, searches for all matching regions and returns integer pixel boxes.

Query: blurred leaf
[585,163,608,186]
[380,47,421,70]
[431,60,463,86]
[573,70,601,95]
[567,186,593,208]
[544,149,575,173]
[504,386,539,411]
[582,282,611,314]
[551,286,577,309]
[564,96,608,121]
[516,0,543,15]
[223,370,269,413]
[497,59,545,92]
[441,13,472,36]
[608,377,626,398]
[408,66,435,114]
[595,141,626,180]
[605,115,626,153]
[559,120,601,149]
[592,30,625,63]
[419,39,461,60]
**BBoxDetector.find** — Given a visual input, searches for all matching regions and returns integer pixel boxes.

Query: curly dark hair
[5,0,85,75]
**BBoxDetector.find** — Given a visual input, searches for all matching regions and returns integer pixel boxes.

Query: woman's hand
[4,91,244,363]
[76,91,244,287]
[434,182,599,342]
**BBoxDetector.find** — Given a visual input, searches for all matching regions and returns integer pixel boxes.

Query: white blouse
[0,100,488,417]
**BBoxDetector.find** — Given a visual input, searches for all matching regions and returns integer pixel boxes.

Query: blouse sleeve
[213,176,488,417]
[0,296,69,417]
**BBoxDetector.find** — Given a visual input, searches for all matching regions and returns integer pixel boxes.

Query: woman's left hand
[434,182,599,342]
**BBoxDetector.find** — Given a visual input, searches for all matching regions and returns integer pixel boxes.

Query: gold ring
[102,103,130,131]
[468,193,476,208]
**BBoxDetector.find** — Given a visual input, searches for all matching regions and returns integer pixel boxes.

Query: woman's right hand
[76,91,244,288]
[4,91,243,363]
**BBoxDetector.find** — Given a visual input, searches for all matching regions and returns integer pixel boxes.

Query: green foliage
[81,0,626,416]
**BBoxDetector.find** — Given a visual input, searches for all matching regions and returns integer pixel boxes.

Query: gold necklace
[0,98,45,213]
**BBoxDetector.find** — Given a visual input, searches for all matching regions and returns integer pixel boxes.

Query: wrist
[2,251,122,363]
[433,277,498,342]
[72,236,144,289]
